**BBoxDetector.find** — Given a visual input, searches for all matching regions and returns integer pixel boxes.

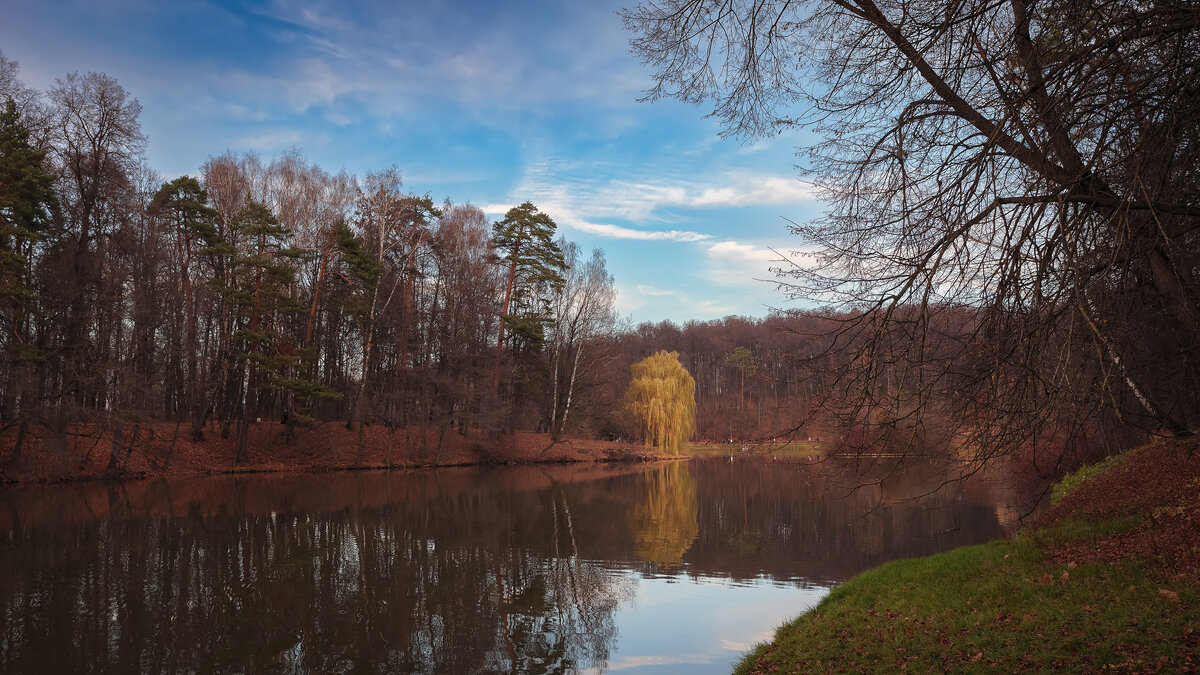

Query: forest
[3,1,1199,671]
[6,0,1198,485]
[0,54,861,475]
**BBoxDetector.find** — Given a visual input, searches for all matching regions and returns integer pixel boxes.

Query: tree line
[0,53,623,467]
[2,51,887,472]
[8,14,1184,479]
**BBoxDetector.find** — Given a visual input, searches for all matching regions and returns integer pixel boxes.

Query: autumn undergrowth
[1049,451,1132,505]
[735,447,1199,674]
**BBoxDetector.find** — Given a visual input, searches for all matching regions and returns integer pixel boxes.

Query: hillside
[736,437,1200,673]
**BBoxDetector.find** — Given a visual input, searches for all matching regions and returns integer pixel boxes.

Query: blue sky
[1,0,824,325]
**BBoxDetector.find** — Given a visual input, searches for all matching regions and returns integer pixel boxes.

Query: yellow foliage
[624,350,696,455]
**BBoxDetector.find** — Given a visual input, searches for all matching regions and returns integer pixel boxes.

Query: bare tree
[623,0,1200,471]
[260,150,357,435]
[200,153,252,436]
[41,70,145,442]
[344,169,439,462]
[0,51,49,148]
[547,242,619,440]
[425,203,502,439]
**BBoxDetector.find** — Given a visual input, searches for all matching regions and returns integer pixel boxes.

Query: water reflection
[0,459,1017,674]
[627,462,698,565]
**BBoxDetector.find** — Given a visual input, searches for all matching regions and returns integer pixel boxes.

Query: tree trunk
[497,250,520,349]
[556,345,583,441]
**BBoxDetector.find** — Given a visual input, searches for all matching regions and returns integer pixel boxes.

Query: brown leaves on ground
[1035,435,1200,573]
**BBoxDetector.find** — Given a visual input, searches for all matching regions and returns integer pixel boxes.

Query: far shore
[0,421,673,485]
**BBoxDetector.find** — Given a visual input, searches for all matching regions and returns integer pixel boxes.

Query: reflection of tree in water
[684,458,1019,582]
[626,462,699,565]
[0,477,628,674]
[0,461,1017,672]
[488,489,628,674]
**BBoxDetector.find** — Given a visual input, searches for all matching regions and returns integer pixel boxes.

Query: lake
[0,456,1019,673]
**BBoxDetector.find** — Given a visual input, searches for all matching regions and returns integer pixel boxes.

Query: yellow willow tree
[624,350,696,455]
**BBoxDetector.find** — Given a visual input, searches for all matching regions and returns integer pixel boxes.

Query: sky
[0,0,825,325]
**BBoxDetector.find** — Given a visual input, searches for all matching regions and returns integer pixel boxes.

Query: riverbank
[0,421,661,484]
[735,436,1200,673]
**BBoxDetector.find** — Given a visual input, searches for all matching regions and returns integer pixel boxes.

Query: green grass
[735,539,1197,674]
[1050,451,1132,504]
[734,447,1199,674]
[1025,513,1142,548]
[683,441,822,458]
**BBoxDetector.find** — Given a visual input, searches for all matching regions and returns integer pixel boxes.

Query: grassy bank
[735,438,1200,673]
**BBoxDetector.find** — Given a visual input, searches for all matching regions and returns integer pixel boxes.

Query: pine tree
[492,201,567,351]
[222,200,339,461]
[149,176,219,440]
[0,97,57,467]
[0,98,56,351]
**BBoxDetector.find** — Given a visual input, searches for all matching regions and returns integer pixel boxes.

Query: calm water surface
[0,457,1018,673]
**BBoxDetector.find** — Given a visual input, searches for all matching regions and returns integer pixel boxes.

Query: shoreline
[735,436,1200,673]
[0,420,667,486]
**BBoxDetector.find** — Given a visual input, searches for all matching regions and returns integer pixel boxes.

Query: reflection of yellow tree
[626,463,698,565]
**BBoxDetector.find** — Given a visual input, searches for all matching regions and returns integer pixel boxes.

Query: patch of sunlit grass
[735,539,1198,674]
[1026,514,1142,548]
[1051,451,1133,504]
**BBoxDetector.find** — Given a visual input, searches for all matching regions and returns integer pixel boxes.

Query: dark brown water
[0,457,1017,673]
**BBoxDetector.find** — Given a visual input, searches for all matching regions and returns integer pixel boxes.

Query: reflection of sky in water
[580,571,830,674]
[0,459,1018,674]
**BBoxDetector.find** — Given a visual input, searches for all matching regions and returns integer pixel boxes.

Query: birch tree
[547,241,618,440]
[346,170,439,462]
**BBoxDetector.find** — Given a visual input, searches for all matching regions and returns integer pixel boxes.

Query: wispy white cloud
[704,239,785,288]
[739,139,777,154]
[499,152,818,243]
[225,102,269,122]
[703,239,820,291]
[565,219,710,241]
[551,171,817,225]
[616,283,738,321]
[551,203,710,241]
[687,173,818,207]
[196,0,644,120]
[240,128,305,150]
[482,201,711,242]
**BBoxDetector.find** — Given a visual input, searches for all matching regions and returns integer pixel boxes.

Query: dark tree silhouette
[623,0,1200,472]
